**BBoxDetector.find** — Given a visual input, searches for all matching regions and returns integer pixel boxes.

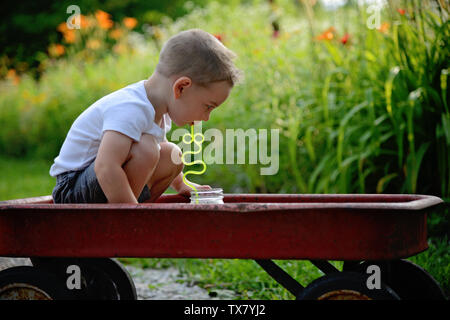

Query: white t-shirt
[49,80,171,177]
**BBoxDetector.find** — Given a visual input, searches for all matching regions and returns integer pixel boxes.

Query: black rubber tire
[0,266,74,300]
[296,272,400,300]
[343,260,446,300]
[31,257,137,300]
[84,258,137,300]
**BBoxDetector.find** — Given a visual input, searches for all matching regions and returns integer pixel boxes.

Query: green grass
[0,157,55,200]
[120,238,449,300]
[1,156,447,299]
[119,258,335,300]
[409,236,449,297]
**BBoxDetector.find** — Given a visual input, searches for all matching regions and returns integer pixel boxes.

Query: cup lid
[190,188,223,196]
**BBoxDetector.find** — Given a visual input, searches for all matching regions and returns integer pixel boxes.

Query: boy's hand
[177,181,211,197]
[171,172,211,197]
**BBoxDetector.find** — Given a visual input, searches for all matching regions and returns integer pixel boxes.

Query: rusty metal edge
[0,194,443,213]
[0,195,53,205]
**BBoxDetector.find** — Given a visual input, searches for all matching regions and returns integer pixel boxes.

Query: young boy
[50,29,242,204]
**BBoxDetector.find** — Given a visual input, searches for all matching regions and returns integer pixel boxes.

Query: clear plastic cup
[190,188,224,204]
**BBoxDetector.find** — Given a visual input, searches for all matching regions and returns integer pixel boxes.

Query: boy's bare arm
[95,130,138,203]
[170,172,184,192]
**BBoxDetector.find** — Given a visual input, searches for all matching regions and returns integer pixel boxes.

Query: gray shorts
[52,160,151,204]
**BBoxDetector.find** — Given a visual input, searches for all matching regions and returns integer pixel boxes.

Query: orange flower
[62,14,90,29]
[48,44,65,57]
[57,22,68,33]
[123,17,137,29]
[79,14,91,28]
[63,29,76,43]
[340,33,350,45]
[6,69,20,85]
[57,22,76,43]
[109,28,123,40]
[214,34,224,42]
[378,22,390,33]
[95,10,113,29]
[397,8,406,15]
[316,27,335,41]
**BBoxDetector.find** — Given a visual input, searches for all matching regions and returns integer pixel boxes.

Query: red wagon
[0,193,446,300]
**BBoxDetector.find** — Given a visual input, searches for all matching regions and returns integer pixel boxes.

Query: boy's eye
[206,105,214,110]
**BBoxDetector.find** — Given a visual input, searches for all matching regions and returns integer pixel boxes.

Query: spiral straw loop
[181,125,207,203]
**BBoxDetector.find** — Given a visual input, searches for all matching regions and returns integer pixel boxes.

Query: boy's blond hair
[156,29,243,87]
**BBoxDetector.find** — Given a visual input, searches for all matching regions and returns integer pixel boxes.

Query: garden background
[0,0,448,299]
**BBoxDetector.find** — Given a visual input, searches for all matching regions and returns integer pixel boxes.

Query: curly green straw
[181,124,207,204]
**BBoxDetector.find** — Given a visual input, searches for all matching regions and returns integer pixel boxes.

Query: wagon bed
[0,193,442,260]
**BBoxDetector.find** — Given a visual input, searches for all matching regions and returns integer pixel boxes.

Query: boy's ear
[173,76,192,99]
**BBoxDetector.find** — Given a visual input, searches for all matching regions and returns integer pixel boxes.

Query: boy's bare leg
[121,133,160,201]
[146,142,184,202]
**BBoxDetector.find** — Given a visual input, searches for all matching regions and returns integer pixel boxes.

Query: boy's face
[168,77,232,126]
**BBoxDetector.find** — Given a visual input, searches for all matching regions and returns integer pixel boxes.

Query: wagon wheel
[0,266,74,300]
[296,272,400,300]
[31,257,137,300]
[343,260,446,300]
[81,258,137,300]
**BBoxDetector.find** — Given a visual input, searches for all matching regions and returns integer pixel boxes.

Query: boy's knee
[129,134,160,167]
